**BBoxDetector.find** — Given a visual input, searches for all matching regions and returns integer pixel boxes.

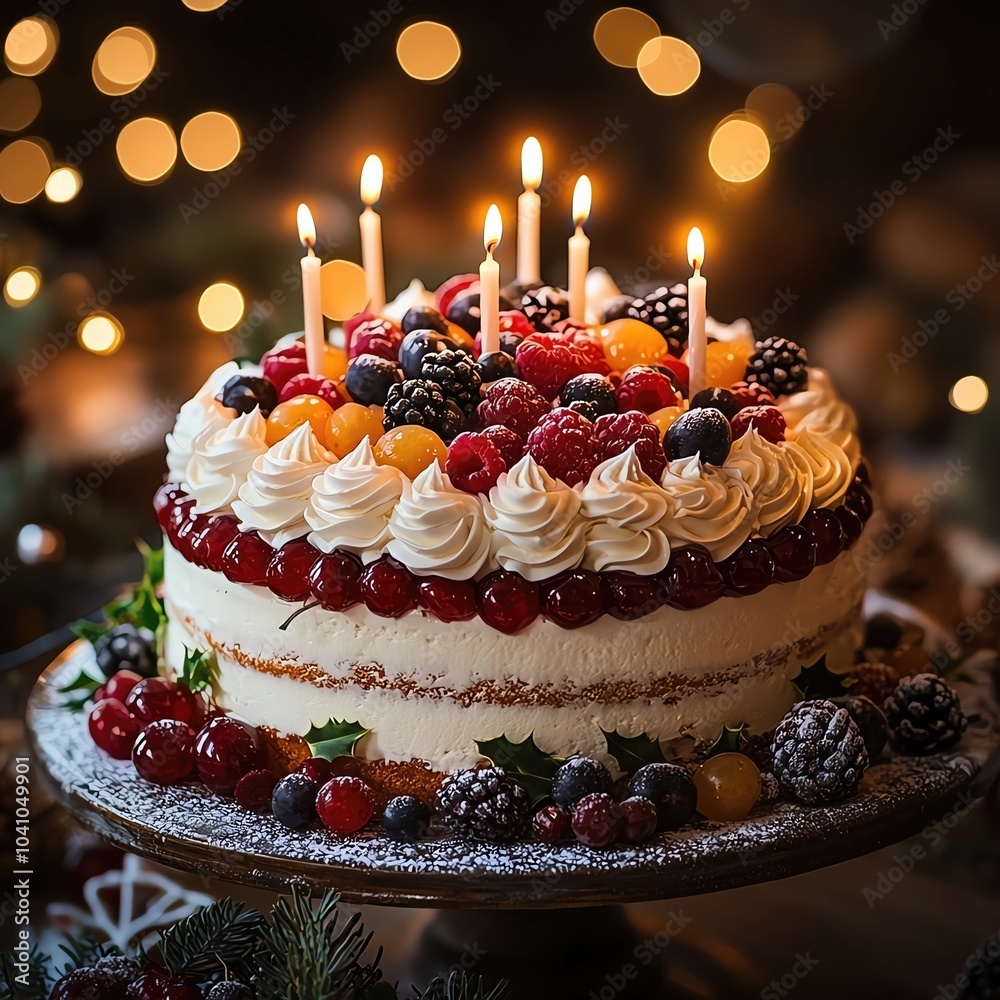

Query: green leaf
[57,669,103,713]
[178,647,216,695]
[793,655,852,700]
[600,728,666,774]
[70,618,109,645]
[137,539,164,589]
[303,719,371,761]
[475,733,565,805]
[706,723,746,759]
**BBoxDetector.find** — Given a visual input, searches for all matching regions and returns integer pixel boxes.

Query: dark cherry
[477,570,540,634]
[308,551,364,611]
[132,719,197,785]
[189,516,240,573]
[846,481,874,522]
[532,803,572,844]
[153,482,186,531]
[297,756,335,785]
[361,557,419,618]
[194,716,263,795]
[221,530,273,586]
[234,768,279,812]
[126,968,201,1000]
[766,524,817,583]
[540,570,609,629]
[662,546,725,609]
[104,668,143,703]
[603,572,665,620]
[124,677,206,729]
[418,576,478,622]
[266,539,319,602]
[89,698,142,759]
[834,504,863,546]
[50,968,120,1000]
[164,492,195,543]
[802,508,846,565]
[856,463,871,487]
[172,512,208,561]
[719,539,776,596]
[619,796,658,843]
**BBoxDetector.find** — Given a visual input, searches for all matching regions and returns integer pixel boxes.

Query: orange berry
[265,395,334,446]
[320,344,349,381]
[693,752,761,821]
[445,321,476,354]
[373,425,446,479]
[600,318,669,372]
[704,339,753,388]
[325,403,384,459]
[649,404,686,440]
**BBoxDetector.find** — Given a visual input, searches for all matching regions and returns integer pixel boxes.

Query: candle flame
[296,203,316,250]
[687,226,705,271]
[521,136,542,191]
[484,203,503,253]
[572,174,592,227]
[360,154,383,206]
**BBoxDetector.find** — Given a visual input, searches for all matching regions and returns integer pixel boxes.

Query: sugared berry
[560,373,618,417]
[349,317,403,363]
[373,425,447,479]
[527,407,601,486]
[832,695,888,760]
[132,720,197,785]
[278,373,345,409]
[551,757,614,808]
[234,768,279,813]
[418,576,478,622]
[480,424,526,468]
[220,373,278,417]
[265,395,334,446]
[94,623,157,680]
[89,698,142,759]
[189,516,240,573]
[206,983,254,1000]
[477,378,550,438]
[665,407,732,466]
[345,354,403,407]
[477,570,540,634]
[445,431,506,495]
[571,792,624,848]
[662,546,725,609]
[802,508,846,564]
[383,794,431,843]
[308,551,363,611]
[619,796,658,843]
[477,350,518,383]
[729,379,777,410]
[625,762,697,831]
[730,405,786,444]
[690,386,740,421]
[194,716,263,795]
[93,955,140,985]
[399,329,459,380]
[271,773,319,830]
[604,572,665,620]
[617,366,678,414]
[593,410,667,479]
[361,556,418,618]
[50,969,119,1000]
[766,524,817,583]
[221,530,272,586]
[540,570,608,628]
[532,803,572,844]
[693,752,762,821]
[719,539,776,596]
[297,756,335,785]
[127,969,201,1000]
[316,776,375,835]
[125,677,205,729]
[266,540,319,602]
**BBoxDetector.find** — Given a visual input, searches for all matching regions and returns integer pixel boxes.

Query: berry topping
[436,766,530,843]
[402,304,450,336]
[418,576,478,622]
[445,431,506,495]
[103,668,143,703]
[261,340,308,394]
[593,410,667,479]
[476,349,519,384]
[435,272,480,316]
[516,333,593,401]
[194,716,263,795]
[421,348,483,416]
[625,762,697,831]
[527,407,601,487]
[719,539,775,596]
[206,983,254,1000]
[399,329,459,380]
[532,803,572,844]
[349,317,403,362]
[171,512,208,562]
[445,289,485,334]
[690,386,740,421]
[324,402,385,459]
[153,481,186,530]
[373,425,447,479]
[220,373,278,417]
[308,551,364,611]
[601,318,670,372]
[625,283,688,355]
[551,757,614,808]
[729,379,777,410]
[693,752,762,821]
[604,572,665,620]
[265,394,334,446]
[619,796,658,843]
[234,768,279,813]
[125,677,205,729]
[477,570,540,634]
[278,373,346,409]
[802,508,846,564]
[50,969,120,1000]
[766,524,817,583]
[189,516,239,573]
[297,756,336,785]
[520,285,570,331]
[571,792,624,848]
[560,373,618,417]
[846,480,874,522]
[746,336,809,397]
[89,698,141,759]
[382,378,447,433]
[94,623,157,679]
[220,530,272,586]
[317,776,376,835]
[665,407,732,466]
[383,794,431,842]
[266,539,319,602]
[730,404,786,444]
[540,570,609,629]
[615,366,677,414]
[834,504,863,546]
[662,546,726,609]
[94,955,141,985]
[271,772,319,830]
[705,339,754,389]
[361,556,418,618]
[132,720,197,785]
[480,424,526,468]
[344,354,403,407]
[477,378,550,438]
[883,673,967,755]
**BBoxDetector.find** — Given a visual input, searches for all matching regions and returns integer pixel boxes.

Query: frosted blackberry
[520,285,570,332]
[382,378,446,432]
[882,673,967,754]
[626,284,688,355]
[745,336,809,397]
[421,349,483,416]
[435,766,530,843]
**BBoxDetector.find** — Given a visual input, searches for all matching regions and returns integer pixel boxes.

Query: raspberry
[349,317,403,362]
[476,378,550,438]
[617,366,677,414]
[571,792,624,848]
[532,803,572,844]
[516,334,589,401]
[730,404,786,443]
[527,407,601,486]
[550,321,611,375]
[480,424,526,468]
[446,431,506,494]
[593,411,666,479]
[730,380,777,409]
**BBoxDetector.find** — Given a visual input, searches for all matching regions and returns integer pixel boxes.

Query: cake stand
[26,642,1000,999]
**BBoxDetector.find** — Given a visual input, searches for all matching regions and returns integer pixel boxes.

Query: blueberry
[399,329,459,380]
[690,386,740,421]
[270,773,318,830]
[219,374,278,417]
[345,354,403,406]
[402,305,449,336]
[625,762,696,831]
[832,695,888,760]
[551,757,613,808]
[478,350,518,384]
[383,794,431,842]
[665,407,732,466]
[446,289,514,335]
[560,373,618,417]
[94,624,157,679]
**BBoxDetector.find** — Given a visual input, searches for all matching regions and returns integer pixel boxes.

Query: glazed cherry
[126,967,201,1000]
[104,668,143,703]
[766,524,817,583]
[297,756,335,785]
[361,557,419,618]
[418,576,478,622]
[221,530,273,586]
[308,551,364,611]
[153,482,186,531]
[89,698,142,759]
[662,546,725,609]
[846,481,874,522]
[234,768,279,813]
[603,572,665,620]
[719,539,776,596]
[266,540,319,602]
[856,463,871,487]
[619,796,658,843]
[532,803,572,844]
[540,570,608,629]
[125,677,205,729]
[802,509,846,565]
[194,716,263,795]
[171,511,208,561]
[477,570,540,634]
[316,776,375,835]
[164,492,195,543]
[834,504,863,546]
[189,516,240,573]
[132,720,197,785]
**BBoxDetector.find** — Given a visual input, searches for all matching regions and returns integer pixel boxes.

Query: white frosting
[380,278,437,325]
[580,449,672,573]
[779,368,862,470]
[660,454,754,561]
[306,438,404,563]
[386,462,491,580]
[232,422,333,547]
[784,426,853,510]
[484,455,588,582]
[165,362,239,483]
[187,409,268,516]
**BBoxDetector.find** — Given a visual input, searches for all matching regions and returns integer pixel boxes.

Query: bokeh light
[593,8,659,68]
[180,111,242,171]
[0,78,42,133]
[198,281,245,332]
[78,314,124,355]
[4,17,58,76]
[182,0,229,10]
[92,27,156,96]
[0,138,50,203]
[4,266,41,307]
[636,36,701,96]
[44,165,82,203]
[708,115,772,183]
[396,22,461,81]
[319,260,368,320]
[17,523,64,564]
[116,117,177,183]
[949,375,989,414]
[745,83,805,143]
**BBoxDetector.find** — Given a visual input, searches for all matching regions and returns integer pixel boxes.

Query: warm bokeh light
[319,260,368,320]
[93,27,156,95]
[4,266,41,307]
[198,281,245,332]
[687,227,705,270]
[396,21,461,81]
[16,523,64,563]
[79,314,124,355]
[593,7,659,67]
[708,116,772,183]
[745,83,804,142]
[636,36,701,96]
[182,0,229,10]
[360,154,383,206]
[116,117,177,183]
[0,78,41,133]
[44,165,82,203]
[4,17,58,76]
[949,375,989,414]
[521,136,542,191]
[572,175,592,226]
[180,111,241,171]
[484,203,503,251]
[297,203,316,249]
[0,138,50,203]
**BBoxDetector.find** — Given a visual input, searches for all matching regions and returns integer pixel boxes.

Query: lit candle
[686,226,707,400]
[297,203,324,376]
[568,175,591,322]
[480,204,503,355]
[360,154,385,313]
[517,136,542,284]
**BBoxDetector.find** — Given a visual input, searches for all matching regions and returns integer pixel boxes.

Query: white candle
[687,226,707,400]
[568,174,591,322]
[297,202,324,376]
[517,136,542,284]
[360,154,385,313]
[480,204,503,355]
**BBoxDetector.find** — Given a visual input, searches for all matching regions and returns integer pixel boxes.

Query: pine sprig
[1,948,52,1000]
[411,972,509,1000]
[56,935,120,977]
[158,898,264,983]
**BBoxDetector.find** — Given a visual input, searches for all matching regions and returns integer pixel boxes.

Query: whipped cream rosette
[784,425,853,509]
[165,361,239,483]
[778,367,862,469]
[187,408,268,516]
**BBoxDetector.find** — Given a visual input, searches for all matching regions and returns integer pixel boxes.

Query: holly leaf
[706,723,746,759]
[70,617,109,645]
[57,669,103,712]
[303,719,371,761]
[475,733,565,805]
[138,539,164,589]
[794,655,852,700]
[600,728,666,774]
[178,647,216,694]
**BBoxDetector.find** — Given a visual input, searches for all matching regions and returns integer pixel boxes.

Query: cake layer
[163,541,866,771]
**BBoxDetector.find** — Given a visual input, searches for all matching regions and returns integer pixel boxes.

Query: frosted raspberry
[594,411,667,479]
[349,317,403,362]
[730,404,786,443]
[480,424,526,468]
[516,334,590,401]
[527,407,601,486]
[476,378,550,437]
[617,366,677,414]
[550,320,611,375]
[730,379,777,409]
[446,431,506,494]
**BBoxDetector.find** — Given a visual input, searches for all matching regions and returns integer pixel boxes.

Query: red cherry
[802,509,846,565]
[89,698,141,759]
[104,668,143,703]
[834,504,863,547]
[278,373,347,409]
[435,272,479,315]
[361,557,418,618]
[540,570,608,628]
[172,512,209,562]
[221,530,273,586]
[662,546,725,609]
[603,572,665,620]
[164,493,195,544]
[125,677,205,728]
[719,539,776,596]
[297,756,335,785]
[234,768,280,812]
[846,481,874,522]
[153,482,186,531]
[316,776,375,835]
[619,796,658,843]
[766,524,817,583]
[477,570,540,634]
[189,516,239,573]
[308,551,363,611]
[658,355,689,392]
[266,540,320,602]
[261,339,309,393]
[418,577,478,622]
[532,803,572,844]
[126,967,201,1000]
[132,720,197,785]
[194,716,262,795]
[93,684,107,702]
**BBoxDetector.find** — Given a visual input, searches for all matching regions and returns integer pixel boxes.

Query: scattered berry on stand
[619,796,658,843]
[664,407,732,466]
[571,792,624,848]
[103,669,143,703]
[383,794,431,842]
[625,284,688,355]
[271,773,319,830]
[527,408,601,486]
[94,624,157,679]
[532,803,572,844]
[89,698,142,759]
[693,752,762,821]
[831,695,889,759]
[551,757,614,808]
[124,677,205,729]
[882,673,967,754]
[745,336,809,397]
[132,720,197,785]
[849,662,901,705]
[219,373,278,417]
[730,404,786,443]
[194,716,263,795]
[625,762,697,831]
[298,756,335,785]
[477,378,550,438]
[316,776,376,835]
[344,354,403,407]
[436,767,530,843]
[234,768,279,813]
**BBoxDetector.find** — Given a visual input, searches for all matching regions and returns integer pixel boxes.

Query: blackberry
[207,984,254,1000]
[626,284,688,355]
[883,673,967,754]
[421,349,483,416]
[745,336,809,397]
[520,285,570,332]
[551,757,613,808]
[383,794,431,843]
[382,379,447,433]
[93,624,157,680]
[435,766,530,843]
[94,955,141,985]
